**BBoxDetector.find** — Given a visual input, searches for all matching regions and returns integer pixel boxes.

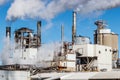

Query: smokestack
[61,24,64,54]
[6,26,11,38]
[37,21,41,46]
[72,11,77,44]
[61,24,64,42]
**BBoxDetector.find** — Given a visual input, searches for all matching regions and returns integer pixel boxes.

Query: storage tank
[94,32,118,49]
[75,36,90,45]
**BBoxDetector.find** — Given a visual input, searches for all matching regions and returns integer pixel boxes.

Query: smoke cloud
[36,42,61,67]
[77,0,120,14]
[6,0,80,21]
[0,37,61,67]
[0,0,7,5]
[6,0,120,21]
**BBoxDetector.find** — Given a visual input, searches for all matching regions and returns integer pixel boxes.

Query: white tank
[75,36,90,45]
[0,70,30,80]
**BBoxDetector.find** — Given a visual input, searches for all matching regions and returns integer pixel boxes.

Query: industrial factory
[0,11,119,80]
[55,12,118,72]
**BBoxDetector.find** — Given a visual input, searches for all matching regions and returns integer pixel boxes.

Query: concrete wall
[66,54,76,60]
[0,70,30,80]
[95,45,112,71]
[73,44,94,57]
[60,54,76,68]
[59,54,76,71]
[59,61,76,71]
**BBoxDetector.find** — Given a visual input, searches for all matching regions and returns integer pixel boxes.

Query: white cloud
[78,0,120,14]
[6,0,120,21]
[6,0,45,20]
[6,0,82,21]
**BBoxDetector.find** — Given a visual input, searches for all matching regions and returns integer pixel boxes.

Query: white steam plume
[6,0,83,21]
[36,42,61,67]
[0,37,61,67]
[77,0,120,14]
[0,0,7,5]
[6,0,120,21]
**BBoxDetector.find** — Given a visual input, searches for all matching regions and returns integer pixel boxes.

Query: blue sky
[0,1,120,53]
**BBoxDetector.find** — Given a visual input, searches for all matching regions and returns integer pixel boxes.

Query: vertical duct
[72,11,77,44]
[37,21,41,46]
[6,26,11,38]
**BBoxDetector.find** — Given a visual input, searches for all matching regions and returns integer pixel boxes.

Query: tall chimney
[6,26,11,38]
[72,11,77,44]
[61,24,64,42]
[37,21,41,46]
[61,24,64,54]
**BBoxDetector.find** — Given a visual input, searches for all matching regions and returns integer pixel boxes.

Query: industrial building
[94,20,118,68]
[74,44,112,71]
[0,11,119,80]
[1,21,41,68]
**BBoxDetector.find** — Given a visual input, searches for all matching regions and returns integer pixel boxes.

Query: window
[110,49,112,52]
[64,63,66,67]
[105,49,107,51]
[24,57,26,60]
[99,51,101,54]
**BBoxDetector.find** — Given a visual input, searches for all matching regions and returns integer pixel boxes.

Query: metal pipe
[61,24,64,54]
[37,21,41,46]
[6,26,11,38]
[72,11,77,44]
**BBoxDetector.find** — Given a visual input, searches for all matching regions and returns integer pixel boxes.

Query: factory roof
[31,71,120,80]
[15,27,33,33]
[91,71,120,79]
[31,72,68,80]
